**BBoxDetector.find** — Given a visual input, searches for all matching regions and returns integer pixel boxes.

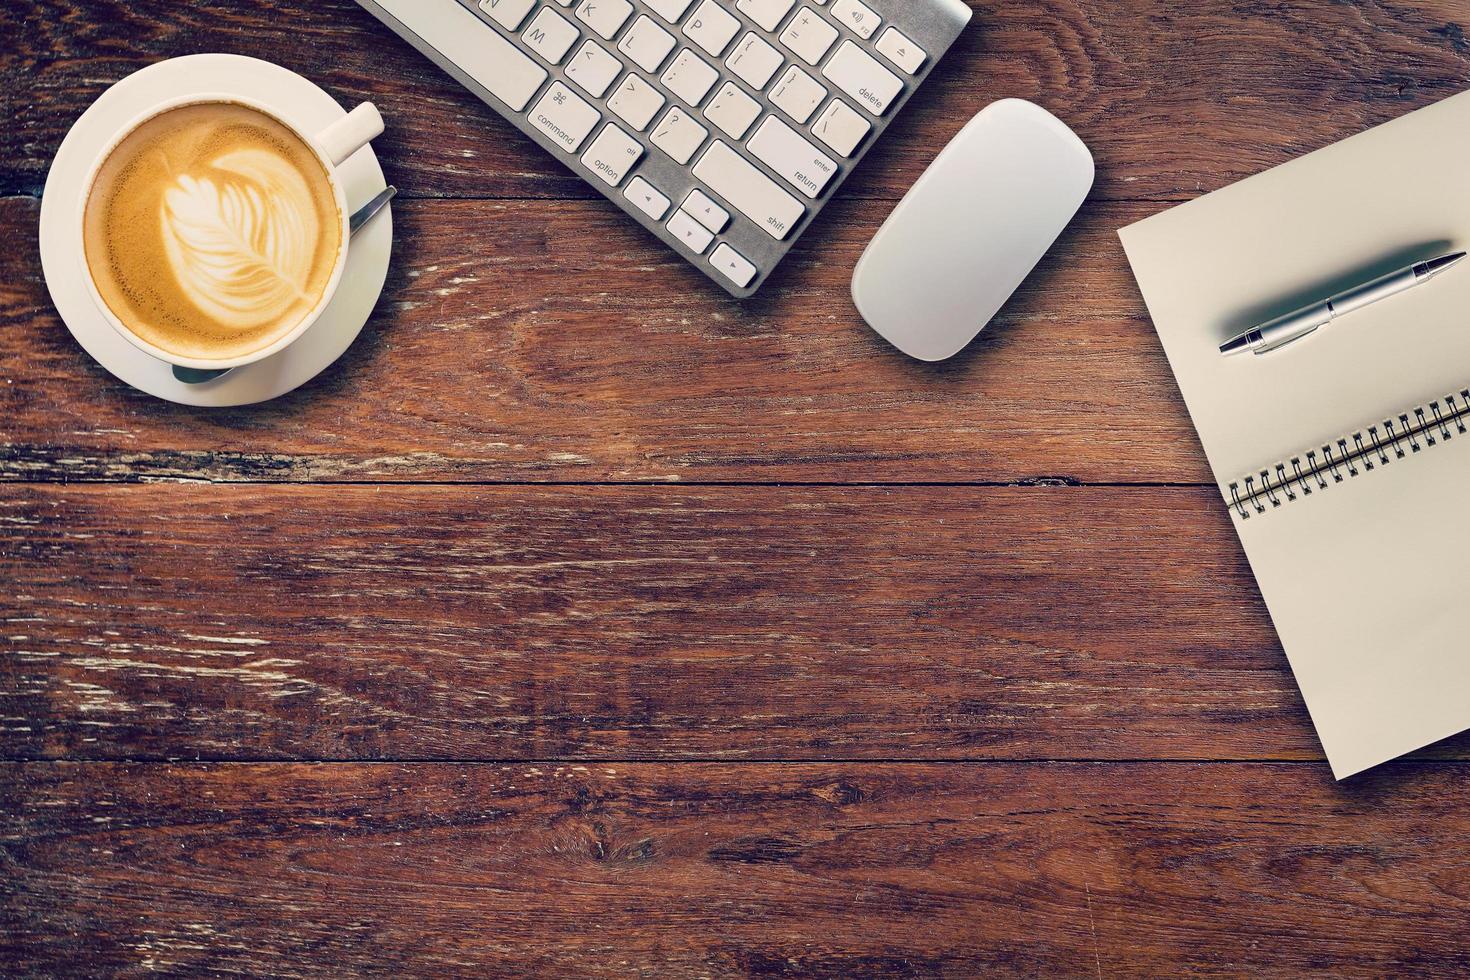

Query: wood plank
[7,483,1470,762]
[2,1,1467,202]
[0,195,1213,485]
[6,760,1470,975]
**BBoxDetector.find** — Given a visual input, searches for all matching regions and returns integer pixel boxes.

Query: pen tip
[1219,335,1251,355]
[1405,252,1464,279]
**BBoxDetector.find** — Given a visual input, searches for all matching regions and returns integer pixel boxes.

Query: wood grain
[2,0,1468,203]
[7,482,1470,763]
[0,195,1212,485]
[6,761,1470,976]
[8,1,1470,972]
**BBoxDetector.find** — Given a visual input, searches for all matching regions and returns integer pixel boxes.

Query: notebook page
[1120,91,1470,484]
[1235,427,1470,778]
[1118,90,1470,777]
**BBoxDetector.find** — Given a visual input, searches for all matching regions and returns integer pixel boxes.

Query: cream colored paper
[1120,91,1470,778]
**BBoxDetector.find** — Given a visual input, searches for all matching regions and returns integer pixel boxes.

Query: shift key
[374,0,548,112]
[692,140,806,239]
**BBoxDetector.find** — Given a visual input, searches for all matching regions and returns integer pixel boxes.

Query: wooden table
[5,1,1470,974]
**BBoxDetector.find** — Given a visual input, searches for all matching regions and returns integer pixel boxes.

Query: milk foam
[160,148,322,333]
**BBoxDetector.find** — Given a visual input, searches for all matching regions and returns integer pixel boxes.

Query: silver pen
[1219,251,1467,356]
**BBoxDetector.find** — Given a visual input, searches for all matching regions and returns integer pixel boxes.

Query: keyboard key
[479,0,536,30]
[650,106,709,164]
[830,0,879,39]
[581,123,644,185]
[811,98,870,155]
[770,65,826,124]
[682,0,741,57]
[523,7,580,63]
[747,115,838,199]
[608,73,666,130]
[575,0,633,39]
[704,81,762,139]
[377,0,547,112]
[529,81,601,152]
[618,15,677,72]
[726,33,785,90]
[668,209,715,253]
[661,48,719,106]
[566,40,622,97]
[735,0,796,32]
[875,27,926,73]
[822,40,903,116]
[779,7,838,65]
[683,188,730,232]
[625,176,672,220]
[710,243,758,288]
[643,0,695,23]
[692,140,805,240]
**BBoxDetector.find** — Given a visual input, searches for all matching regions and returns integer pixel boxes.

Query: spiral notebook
[1120,90,1470,779]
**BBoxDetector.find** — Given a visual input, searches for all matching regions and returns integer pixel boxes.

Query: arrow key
[710,243,757,288]
[624,176,671,221]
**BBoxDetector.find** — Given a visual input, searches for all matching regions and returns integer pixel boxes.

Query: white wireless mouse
[852,99,1094,362]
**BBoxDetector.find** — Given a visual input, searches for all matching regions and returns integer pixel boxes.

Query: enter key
[746,116,839,199]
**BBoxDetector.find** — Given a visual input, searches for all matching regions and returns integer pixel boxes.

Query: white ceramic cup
[76,93,384,370]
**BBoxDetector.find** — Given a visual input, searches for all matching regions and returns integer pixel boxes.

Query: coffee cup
[76,94,384,371]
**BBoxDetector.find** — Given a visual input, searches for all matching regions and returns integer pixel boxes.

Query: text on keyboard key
[682,0,742,56]
[704,81,762,139]
[575,0,633,39]
[524,6,581,63]
[608,73,666,130]
[710,243,758,288]
[376,0,547,112]
[529,81,601,151]
[831,0,880,39]
[618,15,677,72]
[726,32,785,90]
[822,40,903,115]
[566,40,623,97]
[770,65,827,125]
[479,0,537,30]
[662,48,720,106]
[811,98,871,156]
[779,7,839,65]
[580,122,644,185]
[692,140,806,240]
[650,106,709,164]
[747,116,838,199]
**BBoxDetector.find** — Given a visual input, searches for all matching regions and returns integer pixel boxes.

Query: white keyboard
[355,0,972,297]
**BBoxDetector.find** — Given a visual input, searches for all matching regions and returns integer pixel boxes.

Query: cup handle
[315,103,384,167]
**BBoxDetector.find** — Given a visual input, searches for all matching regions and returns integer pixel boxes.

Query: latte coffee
[83,101,344,361]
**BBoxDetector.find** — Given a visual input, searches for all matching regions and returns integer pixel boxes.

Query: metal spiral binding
[1225,388,1470,520]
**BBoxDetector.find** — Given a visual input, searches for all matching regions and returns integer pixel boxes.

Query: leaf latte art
[84,102,343,362]
[161,150,322,332]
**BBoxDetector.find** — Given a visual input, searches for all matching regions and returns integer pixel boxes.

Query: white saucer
[39,54,392,407]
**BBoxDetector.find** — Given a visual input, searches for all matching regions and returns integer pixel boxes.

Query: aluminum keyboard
[355,0,972,297]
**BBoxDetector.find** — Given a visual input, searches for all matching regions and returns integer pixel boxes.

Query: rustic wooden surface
[4,0,1470,974]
